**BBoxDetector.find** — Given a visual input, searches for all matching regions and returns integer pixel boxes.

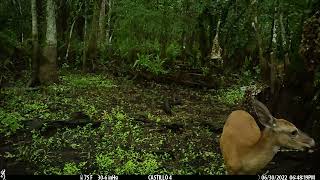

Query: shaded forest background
[1,0,320,132]
[0,0,320,175]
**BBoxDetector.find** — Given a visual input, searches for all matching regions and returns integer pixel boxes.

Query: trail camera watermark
[0,169,5,180]
[80,174,92,180]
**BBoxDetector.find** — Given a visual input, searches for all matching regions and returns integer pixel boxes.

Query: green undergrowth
[0,71,247,175]
[14,108,224,175]
[214,86,245,106]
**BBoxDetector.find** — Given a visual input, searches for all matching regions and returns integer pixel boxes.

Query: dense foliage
[0,0,320,175]
[0,0,318,78]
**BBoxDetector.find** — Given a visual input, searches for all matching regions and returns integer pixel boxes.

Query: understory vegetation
[1,0,319,175]
[1,71,249,175]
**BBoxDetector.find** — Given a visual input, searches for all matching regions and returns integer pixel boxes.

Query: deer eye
[290,130,298,136]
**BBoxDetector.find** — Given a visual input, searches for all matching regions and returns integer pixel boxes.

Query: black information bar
[6,175,260,180]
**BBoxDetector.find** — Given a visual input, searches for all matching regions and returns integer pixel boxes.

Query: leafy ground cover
[0,71,246,175]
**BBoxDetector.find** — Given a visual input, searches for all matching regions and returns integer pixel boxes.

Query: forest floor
[1,70,249,175]
[1,70,319,175]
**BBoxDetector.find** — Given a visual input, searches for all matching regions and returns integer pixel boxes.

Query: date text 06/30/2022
[260,174,316,180]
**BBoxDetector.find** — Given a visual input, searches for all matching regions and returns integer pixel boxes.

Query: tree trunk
[198,19,209,66]
[29,0,40,87]
[82,1,88,71]
[106,0,112,47]
[40,0,58,84]
[17,0,23,42]
[98,0,106,51]
[160,9,168,59]
[65,2,83,63]
[83,1,100,72]
[252,0,268,81]
[268,0,287,117]
[65,19,76,63]
[280,12,290,70]
[270,2,278,97]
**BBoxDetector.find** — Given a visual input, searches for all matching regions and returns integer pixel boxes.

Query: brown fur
[220,110,315,175]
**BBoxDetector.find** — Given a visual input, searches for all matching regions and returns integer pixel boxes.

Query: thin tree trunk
[253,18,267,79]
[11,0,24,42]
[198,17,209,65]
[98,0,106,50]
[17,0,23,42]
[65,19,76,62]
[29,0,40,87]
[270,0,279,97]
[106,0,112,47]
[65,2,83,63]
[82,2,88,71]
[280,12,290,70]
[252,0,267,81]
[40,0,58,84]
[83,0,100,72]
[160,8,168,59]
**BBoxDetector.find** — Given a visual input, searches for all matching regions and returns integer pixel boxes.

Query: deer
[219,99,315,175]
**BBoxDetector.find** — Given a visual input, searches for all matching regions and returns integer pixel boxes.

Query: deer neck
[244,128,279,173]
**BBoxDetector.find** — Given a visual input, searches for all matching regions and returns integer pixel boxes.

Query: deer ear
[252,99,276,128]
